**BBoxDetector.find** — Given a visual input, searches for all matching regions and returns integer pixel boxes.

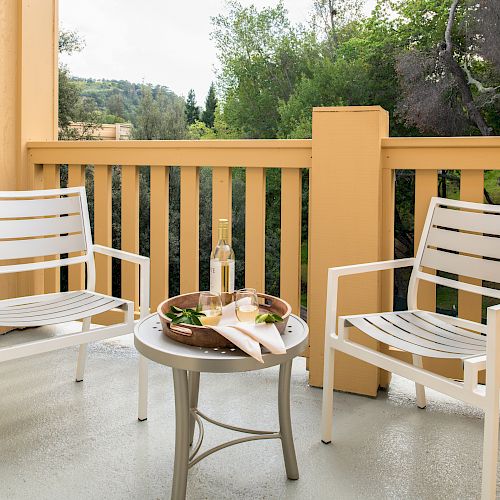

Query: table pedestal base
[171,360,298,500]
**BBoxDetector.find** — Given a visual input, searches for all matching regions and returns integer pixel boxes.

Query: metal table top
[134,313,309,373]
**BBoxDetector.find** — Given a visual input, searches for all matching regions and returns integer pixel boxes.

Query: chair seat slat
[385,313,485,348]
[346,314,484,359]
[368,315,483,355]
[346,316,471,358]
[0,291,127,327]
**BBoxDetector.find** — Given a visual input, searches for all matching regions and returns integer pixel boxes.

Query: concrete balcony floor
[0,324,487,499]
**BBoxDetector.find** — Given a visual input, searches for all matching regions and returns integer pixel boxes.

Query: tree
[107,93,125,118]
[211,1,312,138]
[133,85,187,140]
[394,0,500,136]
[58,29,101,139]
[185,89,200,125]
[201,83,217,128]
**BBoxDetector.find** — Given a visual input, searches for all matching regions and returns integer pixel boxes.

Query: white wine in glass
[198,291,222,326]
[235,288,259,323]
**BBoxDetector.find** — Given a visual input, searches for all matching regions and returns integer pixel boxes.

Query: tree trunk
[439,0,493,136]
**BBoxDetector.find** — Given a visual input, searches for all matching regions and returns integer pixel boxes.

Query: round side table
[134,313,308,500]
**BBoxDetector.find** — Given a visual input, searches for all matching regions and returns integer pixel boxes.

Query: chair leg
[412,354,427,409]
[321,345,335,444]
[138,354,149,421]
[482,394,500,500]
[75,317,91,382]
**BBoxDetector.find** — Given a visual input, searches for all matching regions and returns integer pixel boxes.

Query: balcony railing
[26,108,500,395]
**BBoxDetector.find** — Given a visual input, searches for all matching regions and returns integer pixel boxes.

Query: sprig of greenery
[255,313,283,324]
[166,305,206,326]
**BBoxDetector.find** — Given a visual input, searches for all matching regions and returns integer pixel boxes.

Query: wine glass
[197,291,222,326]
[235,288,259,323]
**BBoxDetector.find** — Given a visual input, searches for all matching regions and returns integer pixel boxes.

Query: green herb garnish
[166,305,206,326]
[255,313,283,324]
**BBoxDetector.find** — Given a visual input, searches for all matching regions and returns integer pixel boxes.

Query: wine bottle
[210,218,235,298]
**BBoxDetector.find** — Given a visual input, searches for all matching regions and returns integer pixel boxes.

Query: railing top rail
[27,139,312,169]
[382,137,500,149]
[27,139,312,149]
[382,136,500,170]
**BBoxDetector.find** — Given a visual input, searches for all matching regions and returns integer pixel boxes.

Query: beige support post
[0,0,58,298]
[308,107,388,395]
[150,166,169,309]
[245,168,266,292]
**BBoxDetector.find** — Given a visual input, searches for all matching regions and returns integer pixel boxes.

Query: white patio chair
[321,197,500,499]
[0,187,150,421]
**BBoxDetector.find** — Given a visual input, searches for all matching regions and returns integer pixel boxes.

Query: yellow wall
[0,0,58,298]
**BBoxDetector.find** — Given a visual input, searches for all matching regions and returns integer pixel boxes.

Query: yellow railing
[26,107,500,395]
[28,139,311,318]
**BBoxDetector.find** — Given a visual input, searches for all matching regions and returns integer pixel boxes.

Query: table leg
[278,359,299,480]
[188,371,200,446]
[172,368,190,500]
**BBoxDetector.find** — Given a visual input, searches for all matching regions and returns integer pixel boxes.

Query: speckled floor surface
[0,324,490,499]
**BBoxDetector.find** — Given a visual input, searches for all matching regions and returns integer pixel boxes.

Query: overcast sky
[60,0,376,105]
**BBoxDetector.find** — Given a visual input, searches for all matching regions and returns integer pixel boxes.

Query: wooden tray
[157,292,292,348]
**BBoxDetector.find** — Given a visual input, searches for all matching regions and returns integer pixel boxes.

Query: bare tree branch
[439,0,493,136]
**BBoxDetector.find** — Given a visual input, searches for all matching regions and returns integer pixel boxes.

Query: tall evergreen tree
[185,89,199,125]
[202,83,217,127]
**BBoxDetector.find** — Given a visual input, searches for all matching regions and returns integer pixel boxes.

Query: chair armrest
[325,258,415,338]
[463,355,486,392]
[328,258,415,278]
[93,245,150,319]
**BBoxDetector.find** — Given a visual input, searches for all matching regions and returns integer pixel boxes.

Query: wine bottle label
[210,259,235,293]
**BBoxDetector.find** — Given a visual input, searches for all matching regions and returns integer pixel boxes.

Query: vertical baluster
[67,164,86,291]
[280,168,301,315]
[43,164,60,293]
[94,165,112,295]
[459,169,484,322]
[212,167,232,249]
[245,168,266,292]
[180,166,199,293]
[379,167,396,389]
[150,165,169,308]
[414,169,437,311]
[121,165,140,307]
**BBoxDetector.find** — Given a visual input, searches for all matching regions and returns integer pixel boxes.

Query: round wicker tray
[157,292,292,348]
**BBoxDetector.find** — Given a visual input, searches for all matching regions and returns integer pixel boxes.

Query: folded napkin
[211,299,286,363]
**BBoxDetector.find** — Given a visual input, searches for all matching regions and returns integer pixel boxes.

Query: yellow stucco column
[0,0,58,298]
[308,106,389,396]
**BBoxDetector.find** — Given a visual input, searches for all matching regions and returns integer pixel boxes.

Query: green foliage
[202,83,217,127]
[133,85,187,140]
[212,1,313,138]
[166,306,205,326]
[185,89,200,125]
[255,312,283,324]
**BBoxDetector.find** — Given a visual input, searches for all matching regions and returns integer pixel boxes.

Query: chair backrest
[0,187,94,286]
[408,197,500,309]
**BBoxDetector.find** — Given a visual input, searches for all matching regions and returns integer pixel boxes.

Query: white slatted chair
[321,197,500,499]
[0,187,150,421]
